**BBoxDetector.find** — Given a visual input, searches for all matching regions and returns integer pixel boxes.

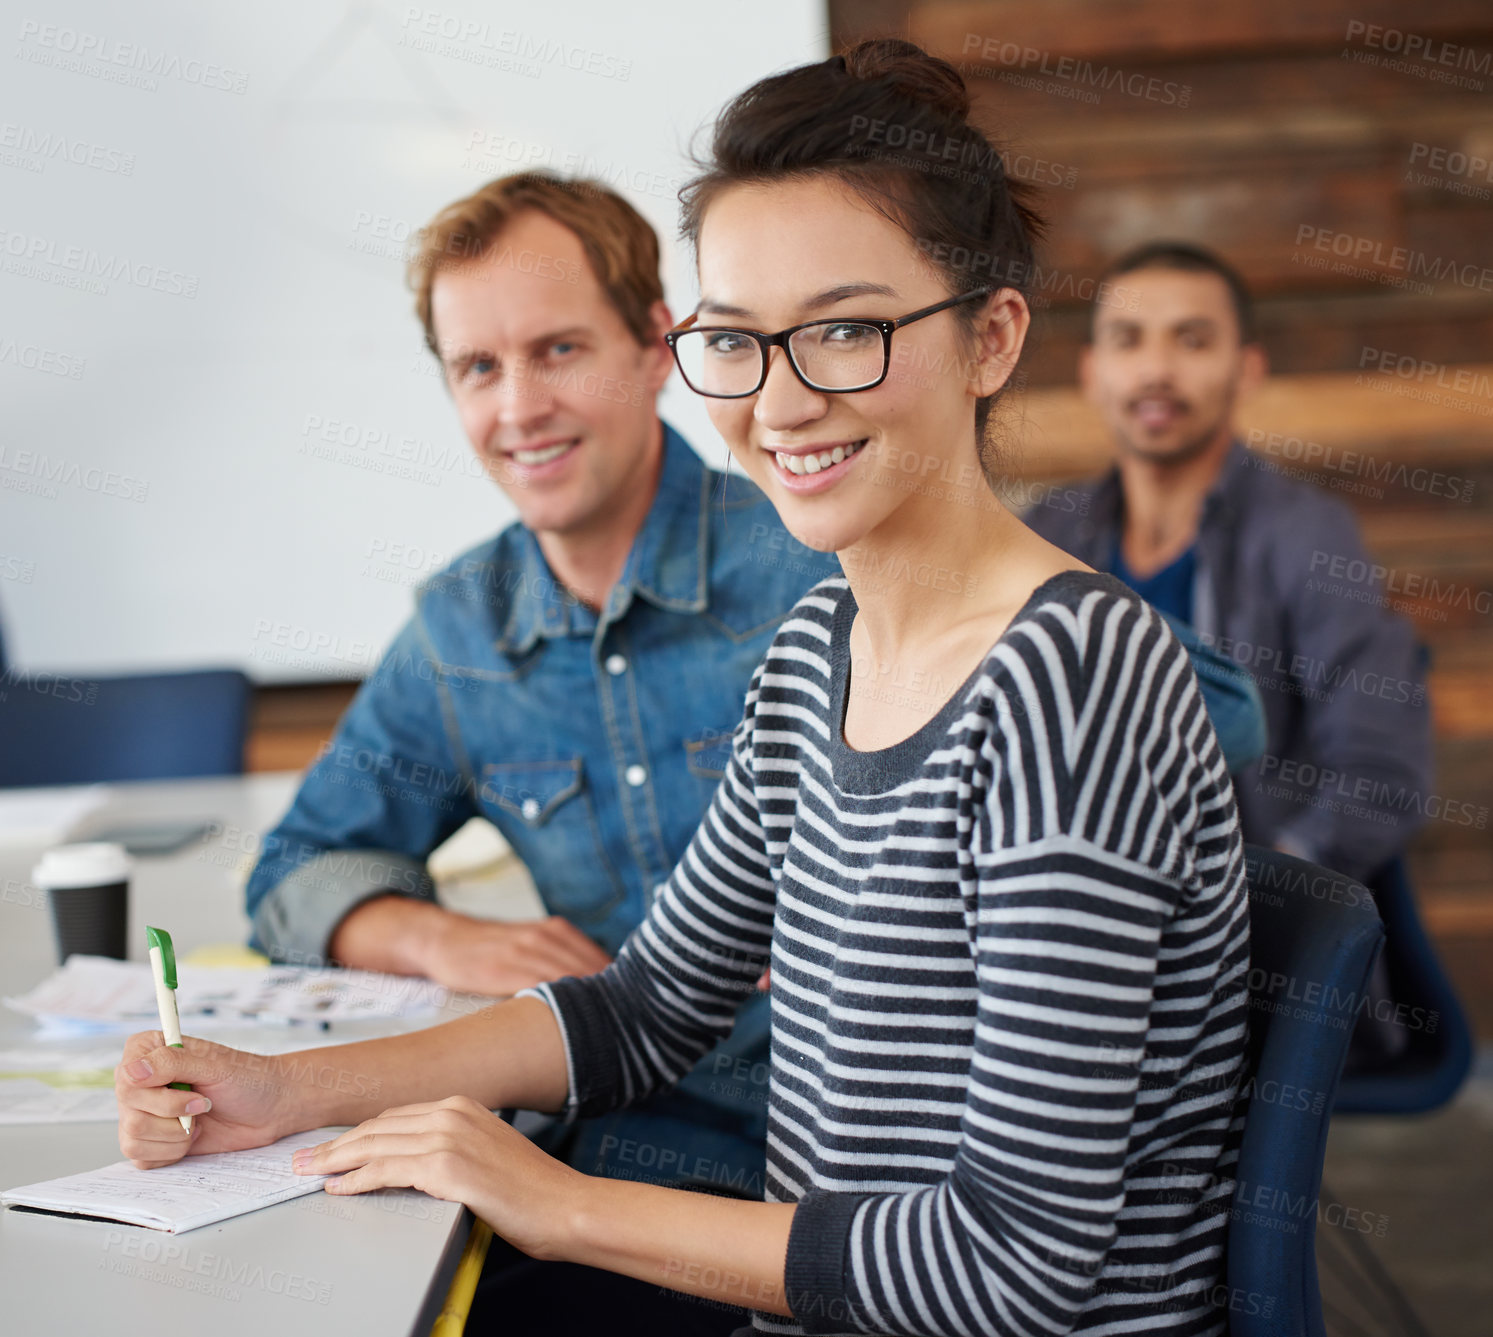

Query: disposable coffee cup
[32,843,133,964]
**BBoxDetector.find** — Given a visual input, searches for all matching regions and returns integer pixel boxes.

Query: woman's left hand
[292,1094,584,1260]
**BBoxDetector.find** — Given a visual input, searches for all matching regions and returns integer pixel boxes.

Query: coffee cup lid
[32,842,132,890]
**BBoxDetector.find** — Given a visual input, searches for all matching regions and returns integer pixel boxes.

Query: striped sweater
[526,571,1251,1336]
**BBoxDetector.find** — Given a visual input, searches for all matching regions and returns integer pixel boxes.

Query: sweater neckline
[825,569,1106,794]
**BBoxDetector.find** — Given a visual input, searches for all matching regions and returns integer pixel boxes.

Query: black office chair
[0,669,251,787]
[1303,853,1474,1337]
[1226,845,1385,1337]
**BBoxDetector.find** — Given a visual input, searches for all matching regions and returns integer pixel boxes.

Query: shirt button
[625,764,647,787]
[520,798,541,821]
[605,653,628,676]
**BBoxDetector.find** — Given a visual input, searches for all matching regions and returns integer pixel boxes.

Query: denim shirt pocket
[684,733,733,779]
[479,759,627,924]
[683,732,733,809]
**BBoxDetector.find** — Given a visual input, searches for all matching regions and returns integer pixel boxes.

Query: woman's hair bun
[680,36,1043,464]
[841,38,970,122]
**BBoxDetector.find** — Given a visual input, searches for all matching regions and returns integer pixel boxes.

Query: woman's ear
[970,289,1031,400]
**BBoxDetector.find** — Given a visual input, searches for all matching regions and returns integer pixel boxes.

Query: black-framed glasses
[664,288,992,398]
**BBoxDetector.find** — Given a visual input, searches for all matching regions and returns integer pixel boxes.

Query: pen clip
[145,925,178,989]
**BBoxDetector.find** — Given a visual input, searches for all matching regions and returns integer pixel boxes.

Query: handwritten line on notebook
[0,1128,345,1233]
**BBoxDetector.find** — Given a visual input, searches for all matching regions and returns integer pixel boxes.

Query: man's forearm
[327,893,456,976]
[288,994,572,1128]
[251,848,439,968]
[1273,750,1431,881]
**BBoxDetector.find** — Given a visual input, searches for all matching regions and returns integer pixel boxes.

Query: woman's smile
[764,436,869,492]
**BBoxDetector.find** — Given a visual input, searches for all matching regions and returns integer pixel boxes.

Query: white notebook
[1,1128,343,1233]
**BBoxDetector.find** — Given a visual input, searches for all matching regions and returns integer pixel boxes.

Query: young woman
[116,40,1249,1337]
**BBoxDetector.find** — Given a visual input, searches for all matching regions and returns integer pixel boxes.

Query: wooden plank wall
[829,2,1493,951]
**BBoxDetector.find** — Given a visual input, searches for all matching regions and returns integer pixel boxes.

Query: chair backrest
[1334,855,1473,1115]
[1227,845,1384,1337]
[0,669,251,787]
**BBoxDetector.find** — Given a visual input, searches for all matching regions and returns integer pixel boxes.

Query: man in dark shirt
[1026,242,1433,884]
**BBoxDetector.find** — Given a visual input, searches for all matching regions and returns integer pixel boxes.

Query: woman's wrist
[269,1043,389,1131]
[268,995,571,1132]
[526,1162,598,1263]
[554,1174,798,1316]
[553,1171,636,1268]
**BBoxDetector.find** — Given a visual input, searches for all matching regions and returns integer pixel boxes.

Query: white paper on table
[0,1078,118,1124]
[0,784,109,845]
[4,957,161,1031]
[1,1128,341,1232]
[0,1043,123,1123]
[4,956,269,1029]
[234,964,450,1021]
[5,955,450,1032]
[0,1044,130,1072]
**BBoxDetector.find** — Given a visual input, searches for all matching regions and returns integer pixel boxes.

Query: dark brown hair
[1092,241,1257,344]
[407,172,663,358]
[679,39,1045,463]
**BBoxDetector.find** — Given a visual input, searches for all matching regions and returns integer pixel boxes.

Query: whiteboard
[0,0,826,680]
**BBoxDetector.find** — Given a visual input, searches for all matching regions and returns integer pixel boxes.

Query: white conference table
[0,772,489,1336]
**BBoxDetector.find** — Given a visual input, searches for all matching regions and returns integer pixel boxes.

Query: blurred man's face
[430,209,671,538]
[1082,267,1262,464]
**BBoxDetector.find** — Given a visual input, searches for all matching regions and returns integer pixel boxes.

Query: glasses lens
[789,322,884,390]
[671,329,763,397]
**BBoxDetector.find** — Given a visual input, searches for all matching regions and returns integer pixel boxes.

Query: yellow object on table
[179,942,270,968]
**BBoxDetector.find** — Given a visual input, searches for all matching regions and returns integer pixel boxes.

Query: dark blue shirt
[1110,537,1196,625]
[1026,440,1433,882]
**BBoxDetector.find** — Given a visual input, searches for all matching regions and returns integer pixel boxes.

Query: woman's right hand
[115,1030,304,1169]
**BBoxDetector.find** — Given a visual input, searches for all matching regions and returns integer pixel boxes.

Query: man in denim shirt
[246,174,836,1192]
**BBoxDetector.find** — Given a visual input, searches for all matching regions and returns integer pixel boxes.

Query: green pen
[145,926,194,1133]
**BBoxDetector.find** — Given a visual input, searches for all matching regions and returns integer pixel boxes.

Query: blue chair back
[1334,856,1473,1115]
[0,669,251,787]
[1227,845,1384,1337]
